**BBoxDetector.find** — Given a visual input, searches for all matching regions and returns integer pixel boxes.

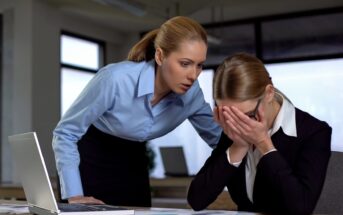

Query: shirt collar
[137,60,185,106]
[270,94,297,137]
[137,60,155,97]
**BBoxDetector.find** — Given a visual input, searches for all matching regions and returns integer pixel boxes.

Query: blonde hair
[127,16,207,62]
[214,53,272,101]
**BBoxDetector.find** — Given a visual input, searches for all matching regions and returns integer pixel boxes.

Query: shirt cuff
[263,148,277,156]
[227,148,242,167]
[59,168,84,199]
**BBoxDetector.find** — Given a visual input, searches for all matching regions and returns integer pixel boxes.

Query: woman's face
[217,98,264,122]
[156,40,207,94]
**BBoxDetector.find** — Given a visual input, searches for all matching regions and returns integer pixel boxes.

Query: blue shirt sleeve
[188,83,222,148]
[52,67,116,199]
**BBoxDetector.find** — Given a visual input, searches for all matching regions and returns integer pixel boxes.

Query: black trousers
[77,125,151,207]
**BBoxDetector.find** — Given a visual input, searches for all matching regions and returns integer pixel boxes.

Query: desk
[1,178,235,210]
[0,199,259,215]
[150,177,190,208]
[133,208,261,215]
[0,184,25,200]
[150,177,237,210]
[0,200,328,215]
[0,183,58,200]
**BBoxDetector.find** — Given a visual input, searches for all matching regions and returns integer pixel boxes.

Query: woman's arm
[187,133,239,211]
[256,123,332,215]
[53,68,116,201]
[187,83,222,148]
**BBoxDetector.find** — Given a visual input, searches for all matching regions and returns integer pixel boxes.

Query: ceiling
[44,0,343,33]
[45,0,215,32]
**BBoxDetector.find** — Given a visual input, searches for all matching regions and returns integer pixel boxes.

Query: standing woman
[53,16,222,207]
[187,53,331,215]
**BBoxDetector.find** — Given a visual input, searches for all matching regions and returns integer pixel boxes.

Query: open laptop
[9,132,135,215]
[159,146,194,177]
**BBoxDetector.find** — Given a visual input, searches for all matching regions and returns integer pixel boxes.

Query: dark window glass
[206,24,256,66]
[262,12,343,60]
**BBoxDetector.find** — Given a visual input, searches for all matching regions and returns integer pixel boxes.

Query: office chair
[314,151,343,214]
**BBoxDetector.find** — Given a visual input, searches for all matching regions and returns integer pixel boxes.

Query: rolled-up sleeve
[52,68,116,199]
[188,86,222,148]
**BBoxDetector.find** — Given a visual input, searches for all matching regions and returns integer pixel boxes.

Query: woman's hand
[222,105,275,154]
[214,106,249,147]
[214,106,250,163]
[68,195,105,204]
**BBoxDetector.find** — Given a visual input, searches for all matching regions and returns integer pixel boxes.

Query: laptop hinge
[29,204,59,215]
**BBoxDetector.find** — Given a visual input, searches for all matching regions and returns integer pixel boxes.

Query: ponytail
[127,16,207,63]
[127,29,159,62]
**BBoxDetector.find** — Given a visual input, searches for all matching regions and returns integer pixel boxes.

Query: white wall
[1,0,34,183]
[0,0,134,183]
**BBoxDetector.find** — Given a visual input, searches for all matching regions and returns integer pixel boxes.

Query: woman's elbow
[187,193,208,211]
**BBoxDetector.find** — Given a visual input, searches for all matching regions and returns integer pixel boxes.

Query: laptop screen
[9,132,135,215]
[159,146,190,177]
[9,132,59,213]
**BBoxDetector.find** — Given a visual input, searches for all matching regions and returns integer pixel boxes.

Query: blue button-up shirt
[52,60,222,199]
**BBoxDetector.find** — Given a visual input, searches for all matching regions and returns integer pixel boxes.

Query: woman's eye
[197,64,203,69]
[180,61,190,67]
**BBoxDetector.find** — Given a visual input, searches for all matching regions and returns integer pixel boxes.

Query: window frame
[60,31,106,116]
[60,31,106,73]
[203,6,343,70]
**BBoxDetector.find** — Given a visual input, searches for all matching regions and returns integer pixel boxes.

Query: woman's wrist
[255,137,275,154]
[226,144,249,164]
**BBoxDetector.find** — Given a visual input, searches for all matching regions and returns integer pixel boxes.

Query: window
[201,7,343,154]
[61,68,95,115]
[266,58,343,152]
[262,12,343,61]
[149,8,343,177]
[206,24,255,67]
[203,8,343,65]
[60,33,104,116]
[149,70,215,178]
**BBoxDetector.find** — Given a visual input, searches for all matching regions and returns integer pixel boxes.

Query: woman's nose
[187,67,198,81]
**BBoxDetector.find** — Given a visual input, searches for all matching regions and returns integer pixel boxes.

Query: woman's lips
[181,83,192,91]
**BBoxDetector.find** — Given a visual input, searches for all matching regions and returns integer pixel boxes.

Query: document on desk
[0,203,30,214]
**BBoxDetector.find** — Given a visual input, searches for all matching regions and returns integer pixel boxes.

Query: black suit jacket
[187,108,331,215]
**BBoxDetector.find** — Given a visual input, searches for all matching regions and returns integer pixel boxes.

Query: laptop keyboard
[58,203,127,212]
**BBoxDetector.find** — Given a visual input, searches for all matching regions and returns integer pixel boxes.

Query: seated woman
[187,53,331,215]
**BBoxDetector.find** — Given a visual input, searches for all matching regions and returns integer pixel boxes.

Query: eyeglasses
[246,98,262,120]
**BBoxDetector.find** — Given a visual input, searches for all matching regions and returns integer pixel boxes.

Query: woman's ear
[155,48,163,66]
[265,84,275,103]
